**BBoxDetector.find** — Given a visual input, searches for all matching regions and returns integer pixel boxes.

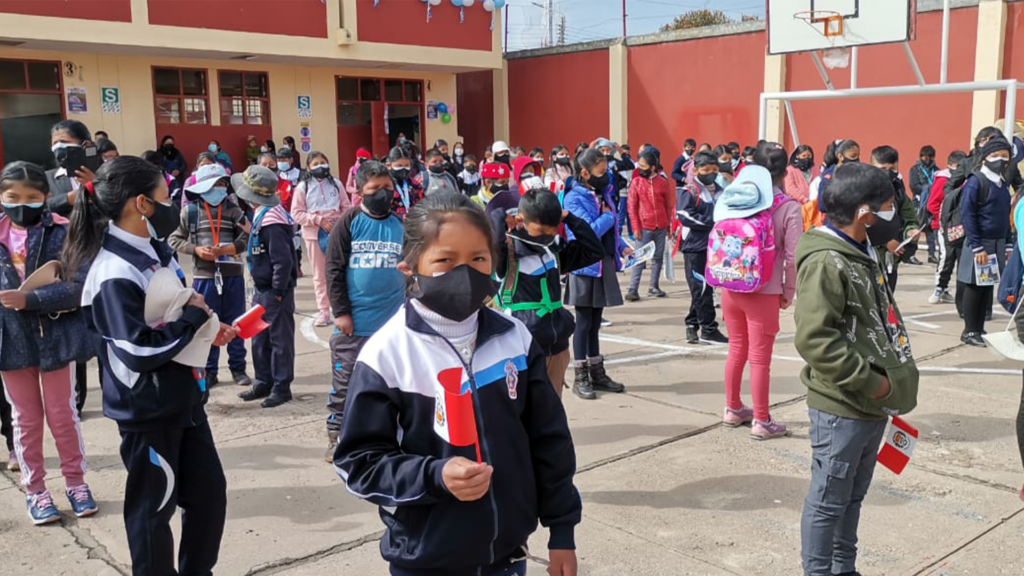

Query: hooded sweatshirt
[794,228,919,420]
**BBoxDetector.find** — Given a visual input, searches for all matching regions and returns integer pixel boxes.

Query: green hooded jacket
[794,228,920,420]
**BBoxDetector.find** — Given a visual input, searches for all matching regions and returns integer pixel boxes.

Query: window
[335,77,423,126]
[153,67,209,125]
[0,60,61,93]
[218,71,270,126]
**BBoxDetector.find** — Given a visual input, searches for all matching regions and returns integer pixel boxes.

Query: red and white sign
[433,367,481,462]
[877,416,918,475]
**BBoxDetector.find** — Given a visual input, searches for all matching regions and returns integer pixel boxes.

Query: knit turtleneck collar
[410,299,479,362]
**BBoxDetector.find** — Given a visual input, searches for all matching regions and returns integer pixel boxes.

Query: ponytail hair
[822,139,859,168]
[752,141,789,182]
[64,156,164,277]
[573,148,606,182]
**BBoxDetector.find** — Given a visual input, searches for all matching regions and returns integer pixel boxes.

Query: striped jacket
[81,226,210,431]
[334,303,581,574]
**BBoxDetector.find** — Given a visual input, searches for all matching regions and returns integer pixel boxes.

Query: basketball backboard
[767,0,917,55]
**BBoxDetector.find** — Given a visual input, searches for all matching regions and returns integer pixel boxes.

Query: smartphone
[62,144,103,175]
[507,208,519,217]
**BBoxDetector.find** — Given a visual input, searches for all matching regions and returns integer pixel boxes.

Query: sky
[505,0,767,51]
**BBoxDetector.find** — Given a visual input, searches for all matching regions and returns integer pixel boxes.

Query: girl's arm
[960,177,984,252]
[335,363,450,507]
[660,177,676,223]
[23,261,88,313]
[291,182,318,228]
[565,191,614,238]
[558,213,604,273]
[781,202,804,302]
[626,179,641,233]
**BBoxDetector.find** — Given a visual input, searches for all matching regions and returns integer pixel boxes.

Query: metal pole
[810,52,835,91]
[1006,82,1018,140]
[940,0,951,84]
[785,100,800,147]
[762,79,1017,102]
[548,0,555,48]
[850,47,858,90]
[504,4,509,51]
[758,94,768,141]
[903,42,926,87]
[622,0,627,38]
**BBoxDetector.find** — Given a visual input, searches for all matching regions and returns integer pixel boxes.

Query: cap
[492,141,510,155]
[185,163,229,194]
[481,162,511,180]
[231,165,281,207]
[356,148,372,160]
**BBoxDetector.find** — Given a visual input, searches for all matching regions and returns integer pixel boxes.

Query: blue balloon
[493,0,506,7]
[451,0,464,6]
[437,103,448,114]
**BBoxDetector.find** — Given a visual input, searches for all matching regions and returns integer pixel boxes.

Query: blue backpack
[998,240,1023,313]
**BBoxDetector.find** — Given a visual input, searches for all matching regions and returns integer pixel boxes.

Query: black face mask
[311,166,331,180]
[428,164,446,175]
[793,157,813,172]
[697,172,718,187]
[1,202,45,228]
[921,159,935,168]
[143,197,180,241]
[510,229,560,254]
[587,173,610,191]
[684,148,695,157]
[985,158,1009,175]
[732,152,741,160]
[390,168,410,182]
[718,162,734,175]
[465,165,479,174]
[362,188,393,216]
[841,157,860,165]
[494,153,510,165]
[413,264,498,322]
[490,184,510,195]
[638,168,653,178]
[555,157,571,167]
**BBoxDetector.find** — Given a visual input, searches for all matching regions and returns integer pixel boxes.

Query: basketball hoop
[794,10,844,38]
[821,47,851,69]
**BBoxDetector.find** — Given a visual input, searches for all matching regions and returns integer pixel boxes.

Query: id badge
[214,268,224,295]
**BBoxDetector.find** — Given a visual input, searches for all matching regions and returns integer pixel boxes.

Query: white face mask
[859,207,895,222]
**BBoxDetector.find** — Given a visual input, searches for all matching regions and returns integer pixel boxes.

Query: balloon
[493,0,505,7]
[437,103,448,114]
[429,0,441,5]
[462,0,475,5]
[483,0,495,11]
[451,0,463,5]
[441,113,452,124]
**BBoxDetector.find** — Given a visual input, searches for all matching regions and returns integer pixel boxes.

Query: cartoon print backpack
[706,195,792,293]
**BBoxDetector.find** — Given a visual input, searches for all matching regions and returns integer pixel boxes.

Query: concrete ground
[2,255,1023,576]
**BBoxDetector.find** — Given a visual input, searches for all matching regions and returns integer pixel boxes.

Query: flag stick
[475,442,482,464]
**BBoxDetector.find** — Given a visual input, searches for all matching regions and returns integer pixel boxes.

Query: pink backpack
[705,195,792,293]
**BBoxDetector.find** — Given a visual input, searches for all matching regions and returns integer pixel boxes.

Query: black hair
[356,159,391,194]
[684,138,697,147]
[713,145,732,161]
[920,145,936,157]
[871,145,899,165]
[512,146,526,155]
[435,139,449,148]
[699,142,711,151]
[975,126,1003,149]
[210,139,220,148]
[0,161,49,196]
[790,144,815,166]
[284,136,296,146]
[388,145,412,163]
[693,151,718,169]
[948,150,968,166]
[161,135,176,147]
[463,154,478,163]
[822,139,860,167]
[529,147,544,157]
[96,139,118,155]
[94,131,109,140]
[258,152,277,166]
[727,142,740,152]
[425,148,444,162]
[51,120,91,144]
[550,145,568,158]
[401,192,495,289]
[196,151,217,166]
[573,148,607,182]
[141,150,162,167]
[64,156,164,277]
[742,145,756,158]
[638,150,662,172]
[752,141,789,183]
[519,189,562,227]
[823,163,894,226]
[620,144,631,152]
[301,151,339,194]
[276,147,294,159]
[264,139,276,151]
[574,142,589,155]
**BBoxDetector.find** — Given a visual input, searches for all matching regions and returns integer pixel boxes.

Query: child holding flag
[335,193,581,576]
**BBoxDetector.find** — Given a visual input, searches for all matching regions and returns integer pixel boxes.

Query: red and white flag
[233,305,270,339]
[877,416,918,475]
[433,367,481,463]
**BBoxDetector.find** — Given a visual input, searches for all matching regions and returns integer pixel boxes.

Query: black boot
[231,369,253,387]
[261,391,293,409]
[572,362,596,400]
[686,326,699,344]
[589,356,625,393]
[238,381,272,402]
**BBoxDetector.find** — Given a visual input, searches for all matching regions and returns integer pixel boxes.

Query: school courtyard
[1,260,1022,576]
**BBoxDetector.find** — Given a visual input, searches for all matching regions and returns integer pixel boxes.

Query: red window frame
[152,66,210,125]
[217,70,271,126]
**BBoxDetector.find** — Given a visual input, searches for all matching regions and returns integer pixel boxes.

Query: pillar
[608,41,628,145]
[493,61,510,142]
[763,52,787,143]
[970,0,1008,139]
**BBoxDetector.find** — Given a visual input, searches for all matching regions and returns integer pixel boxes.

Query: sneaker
[261,392,293,409]
[205,372,219,388]
[66,484,98,518]
[751,419,789,440]
[701,329,729,345]
[325,430,340,464]
[647,288,667,298]
[928,256,940,265]
[231,369,253,387]
[939,290,955,304]
[909,256,924,266]
[928,288,944,305]
[600,319,613,328]
[686,326,700,345]
[624,291,641,302]
[27,490,60,525]
[961,332,986,347]
[7,450,19,472]
[723,406,754,428]
[314,312,331,327]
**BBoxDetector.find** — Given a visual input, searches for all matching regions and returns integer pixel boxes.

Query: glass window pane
[384,80,402,102]
[359,79,380,101]
[182,70,207,96]
[27,62,59,92]
[155,96,181,124]
[0,93,63,169]
[336,77,358,101]
[219,72,242,97]
[358,103,371,126]
[153,68,180,95]
[404,82,422,103]
[219,97,244,125]
[184,97,208,124]
[246,100,268,125]
[338,103,360,127]
[245,74,268,98]
[0,62,25,90]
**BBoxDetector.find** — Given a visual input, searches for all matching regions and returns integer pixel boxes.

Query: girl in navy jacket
[336,192,581,576]
[69,156,235,576]
[0,161,97,525]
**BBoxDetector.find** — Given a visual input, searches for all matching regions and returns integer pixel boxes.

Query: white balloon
[429,0,441,5]
[462,0,475,5]
[483,0,495,11]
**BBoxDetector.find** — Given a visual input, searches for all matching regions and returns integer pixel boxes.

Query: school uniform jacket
[334,304,582,574]
[675,181,719,253]
[81,226,210,431]
[248,206,298,297]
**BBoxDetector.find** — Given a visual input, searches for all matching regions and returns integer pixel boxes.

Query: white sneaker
[928,288,943,304]
[940,289,955,304]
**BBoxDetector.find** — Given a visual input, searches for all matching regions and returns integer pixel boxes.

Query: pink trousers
[304,236,330,316]
[2,364,86,493]
[721,291,782,423]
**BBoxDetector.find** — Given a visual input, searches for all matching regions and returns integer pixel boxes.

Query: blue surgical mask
[277,162,291,172]
[208,144,218,153]
[202,187,228,206]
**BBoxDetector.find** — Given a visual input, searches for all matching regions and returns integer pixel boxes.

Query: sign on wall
[101,87,120,114]
[297,95,312,119]
[67,87,88,114]
[300,122,312,154]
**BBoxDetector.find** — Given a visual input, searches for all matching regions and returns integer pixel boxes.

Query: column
[608,41,628,145]
[762,52,787,144]
[970,0,1008,139]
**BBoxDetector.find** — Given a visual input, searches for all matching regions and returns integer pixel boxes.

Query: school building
[0,0,506,171]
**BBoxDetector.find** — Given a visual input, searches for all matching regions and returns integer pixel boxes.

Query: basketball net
[822,47,851,69]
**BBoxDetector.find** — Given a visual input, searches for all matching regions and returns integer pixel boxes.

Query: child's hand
[548,550,578,576]
[871,376,891,400]
[195,246,217,261]
[886,240,904,256]
[442,457,493,501]
[0,290,27,311]
[622,247,634,258]
[321,220,334,233]
[213,323,237,347]
[187,292,211,316]
[780,296,792,310]
[334,315,354,337]
[975,251,989,266]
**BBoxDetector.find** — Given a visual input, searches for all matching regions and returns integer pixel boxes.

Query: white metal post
[759,94,768,141]
[810,52,835,91]
[902,42,926,87]
[762,79,1017,102]
[850,47,859,90]
[940,0,951,84]
[784,100,800,147]
[1006,82,1018,140]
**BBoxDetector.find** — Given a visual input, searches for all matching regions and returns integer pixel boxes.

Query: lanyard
[203,203,222,246]
[396,180,411,210]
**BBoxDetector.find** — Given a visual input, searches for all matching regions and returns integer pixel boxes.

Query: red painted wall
[156,125,273,175]
[356,0,492,51]
[456,71,494,157]
[148,0,327,38]
[1002,1,1024,121]
[628,31,766,161]
[0,0,131,22]
[785,7,979,170]
[508,50,609,155]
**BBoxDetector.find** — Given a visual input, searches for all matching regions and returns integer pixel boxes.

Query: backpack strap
[187,202,199,243]
[499,237,564,318]
[499,236,520,308]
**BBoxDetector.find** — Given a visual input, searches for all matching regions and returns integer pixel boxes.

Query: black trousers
[252,289,296,395]
[572,307,603,361]
[75,362,87,414]
[962,284,993,334]
[0,387,12,452]
[119,419,226,576]
[683,251,718,331]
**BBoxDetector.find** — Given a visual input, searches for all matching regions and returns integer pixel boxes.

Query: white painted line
[918,366,1022,376]
[605,350,691,365]
[599,333,688,352]
[903,317,942,329]
[301,316,330,350]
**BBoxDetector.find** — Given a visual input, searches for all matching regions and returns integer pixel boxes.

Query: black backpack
[940,169,989,246]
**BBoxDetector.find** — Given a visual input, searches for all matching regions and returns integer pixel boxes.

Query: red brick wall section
[627,31,766,160]
[0,0,131,22]
[456,71,494,157]
[148,0,327,38]
[786,6,980,170]
[356,0,492,52]
[508,50,609,155]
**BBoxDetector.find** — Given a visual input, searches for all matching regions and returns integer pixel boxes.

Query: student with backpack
[711,143,802,440]
[868,146,920,289]
[168,163,252,388]
[421,148,461,197]
[958,136,1014,347]
[676,152,729,345]
[910,145,939,264]
[928,151,968,308]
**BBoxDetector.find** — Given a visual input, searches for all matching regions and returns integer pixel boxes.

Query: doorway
[336,77,424,164]
[0,59,64,168]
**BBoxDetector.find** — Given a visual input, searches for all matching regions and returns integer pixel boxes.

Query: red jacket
[628,173,675,231]
[926,172,949,231]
